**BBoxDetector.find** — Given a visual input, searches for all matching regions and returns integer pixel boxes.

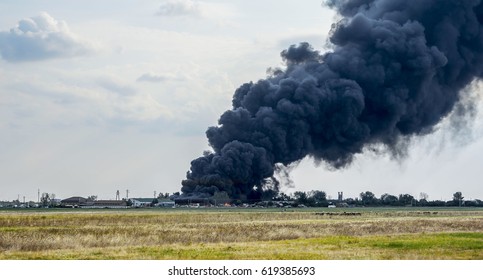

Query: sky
[0,0,482,202]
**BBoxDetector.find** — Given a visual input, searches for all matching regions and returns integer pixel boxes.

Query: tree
[381,193,398,206]
[151,198,159,207]
[124,198,133,207]
[427,200,446,207]
[87,195,98,201]
[157,193,170,199]
[310,190,327,202]
[293,191,309,205]
[40,193,50,207]
[419,192,429,206]
[49,193,60,207]
[453,192,464,207]
[307,190,327,207]
[274,192,291,201]
[419,192,429,201]
[360,191,377,206]
[399,194,415,206]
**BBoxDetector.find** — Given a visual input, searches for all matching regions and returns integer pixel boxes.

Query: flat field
[0,207,482,259]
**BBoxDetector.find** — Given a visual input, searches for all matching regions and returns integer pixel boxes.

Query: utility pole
[126,189,129,200]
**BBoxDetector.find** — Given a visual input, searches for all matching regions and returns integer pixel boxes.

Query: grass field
[0,207,481,260]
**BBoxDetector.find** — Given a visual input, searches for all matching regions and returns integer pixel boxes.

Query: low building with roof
[61,196,88,207]
[156,199,175,208]
[81,200,128,209]
[130,198,156,208]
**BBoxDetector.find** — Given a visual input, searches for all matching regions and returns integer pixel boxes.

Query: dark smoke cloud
[181,0,483,200]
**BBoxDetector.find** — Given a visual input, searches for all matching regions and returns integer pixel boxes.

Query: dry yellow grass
[0,209,481,259]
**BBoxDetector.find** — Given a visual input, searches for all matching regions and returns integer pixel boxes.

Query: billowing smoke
[181,0,483,200]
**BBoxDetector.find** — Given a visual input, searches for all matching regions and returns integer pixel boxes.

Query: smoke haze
[181,0,483,200]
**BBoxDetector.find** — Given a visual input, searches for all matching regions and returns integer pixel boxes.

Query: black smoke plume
[181,0,483,200]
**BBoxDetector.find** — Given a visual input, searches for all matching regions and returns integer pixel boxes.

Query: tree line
[168,189,481,208]
[4,190,480,208]
[280,190,482,207]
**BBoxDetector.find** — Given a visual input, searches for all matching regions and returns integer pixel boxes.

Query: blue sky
[1,0,482,202]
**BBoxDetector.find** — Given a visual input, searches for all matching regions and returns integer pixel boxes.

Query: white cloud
[137,72,180,83]
[156,0,237,24]
[0,12,95,62]
[97,77,137,96]
[157,0,203,17]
